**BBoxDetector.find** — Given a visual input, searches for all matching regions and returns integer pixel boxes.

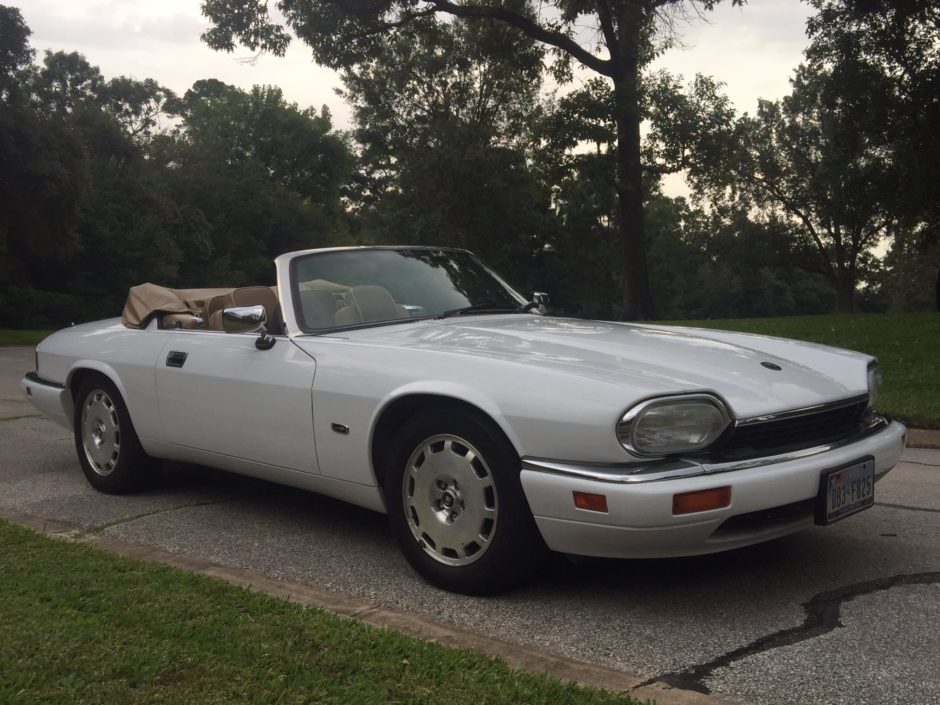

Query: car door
[155,330,319,473]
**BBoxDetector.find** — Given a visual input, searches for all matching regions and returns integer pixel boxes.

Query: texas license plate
[815,457,875,525]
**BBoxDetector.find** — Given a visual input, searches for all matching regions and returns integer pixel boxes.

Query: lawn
[0,329,53,346]
[667,312,940,428]
[0,519,643,705]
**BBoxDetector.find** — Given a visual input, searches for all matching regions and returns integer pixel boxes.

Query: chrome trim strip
[523,414,891,484]
[733,394,869,427]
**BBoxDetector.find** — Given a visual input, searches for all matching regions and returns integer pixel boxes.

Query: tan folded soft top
[122,283,235,329]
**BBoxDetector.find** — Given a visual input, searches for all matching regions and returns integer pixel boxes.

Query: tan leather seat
[300,289,338,329]
[334,285,401,326]
[205,293,234,331]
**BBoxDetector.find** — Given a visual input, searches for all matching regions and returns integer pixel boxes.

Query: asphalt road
[2,346,938,705]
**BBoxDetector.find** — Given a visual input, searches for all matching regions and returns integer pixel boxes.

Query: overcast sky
[18,0,814,194]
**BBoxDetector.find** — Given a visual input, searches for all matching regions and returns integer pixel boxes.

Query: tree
[100,77,176,141]
[805,0,940,309]
[806,0,940,222]
[716,63,896,312]
[31,50,103,114]
[200,0,741,319]
[159,80,354,285]
[339,16,550,284]
[533,72,734,316]
[0,4,31,98]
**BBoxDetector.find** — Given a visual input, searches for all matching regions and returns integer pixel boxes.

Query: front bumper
[21,372,73,431]
[520,417,906,559]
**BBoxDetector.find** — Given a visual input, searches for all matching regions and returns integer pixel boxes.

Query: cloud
[652,0,813,113]
[19,0,811,150]
[24,1,206,50]
[19,0,353,127]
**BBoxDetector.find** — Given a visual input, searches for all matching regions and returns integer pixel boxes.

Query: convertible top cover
[121,283,234,329]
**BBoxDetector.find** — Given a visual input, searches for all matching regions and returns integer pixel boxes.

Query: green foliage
[3,3,936,327]
[643,71,736,184]
[0,90,88,292]
[340,16,550,287]
[160,81,354,286]
[806,0,940,227]
[200,0,745,319]
[707,61,899,312]
[0,519,645,705]
[804,0,940,310]
[0,14,354,327]
[100,76,176,140]
[32,50,104,114]
[0,4,31,96]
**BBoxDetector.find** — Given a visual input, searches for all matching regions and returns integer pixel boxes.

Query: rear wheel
[383,407,547,594]
[74,376,156,494]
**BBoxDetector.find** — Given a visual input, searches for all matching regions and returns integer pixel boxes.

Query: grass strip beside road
[668,312,940,429]
[0,520,644,705]
[0,329,52,346]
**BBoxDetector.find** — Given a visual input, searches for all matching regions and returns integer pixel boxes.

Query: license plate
[815,457,875,525]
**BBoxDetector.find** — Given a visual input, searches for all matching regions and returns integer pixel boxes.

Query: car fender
[368,380,526,476]
[67,359,130,405]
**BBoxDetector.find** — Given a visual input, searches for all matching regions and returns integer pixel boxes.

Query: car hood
[314,315,870,419]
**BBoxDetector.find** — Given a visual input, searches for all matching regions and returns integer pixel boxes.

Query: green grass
[0,520,644,705]
[666,312,940,429]
[0,329,53,346]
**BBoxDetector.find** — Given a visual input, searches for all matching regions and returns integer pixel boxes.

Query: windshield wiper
[435,303,520,320]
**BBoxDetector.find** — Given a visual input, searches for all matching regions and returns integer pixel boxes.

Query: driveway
[2,345,938,705]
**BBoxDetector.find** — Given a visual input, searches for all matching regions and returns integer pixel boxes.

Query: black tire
[383,406,548,595]
[73,375,156,494]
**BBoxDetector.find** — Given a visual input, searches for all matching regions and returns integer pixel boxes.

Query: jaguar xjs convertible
[22,246,906,593]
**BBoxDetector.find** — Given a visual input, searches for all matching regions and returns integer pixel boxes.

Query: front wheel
[74,376,156,494]
[383,407,547,594]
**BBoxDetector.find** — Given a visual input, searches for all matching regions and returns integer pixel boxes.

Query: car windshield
[291,248,526,331]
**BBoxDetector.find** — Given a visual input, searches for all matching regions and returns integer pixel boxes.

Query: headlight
[618,395,730,456]
[867,361,881,409]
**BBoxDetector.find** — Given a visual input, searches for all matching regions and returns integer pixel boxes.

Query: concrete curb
[0,507,735,705]
[907,428,940,449]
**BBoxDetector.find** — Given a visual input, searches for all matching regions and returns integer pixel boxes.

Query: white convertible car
[23,246,906,593]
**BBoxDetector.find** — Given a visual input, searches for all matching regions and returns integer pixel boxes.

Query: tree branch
[596,0,619,61]
[343,7,438,41]
[642,157,687,176]
[751,174,835,275]
[423,0,613,76]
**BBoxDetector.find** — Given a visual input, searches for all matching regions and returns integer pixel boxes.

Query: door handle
[166,351,188,368]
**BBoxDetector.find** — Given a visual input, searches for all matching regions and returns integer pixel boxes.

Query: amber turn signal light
[672,486,731,515]
[573,491,608,513]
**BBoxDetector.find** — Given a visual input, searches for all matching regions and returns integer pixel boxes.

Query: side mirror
[533,291,550,315]
[221,305,276,350]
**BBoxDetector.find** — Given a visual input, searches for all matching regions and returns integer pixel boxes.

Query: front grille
[714,397,869,461]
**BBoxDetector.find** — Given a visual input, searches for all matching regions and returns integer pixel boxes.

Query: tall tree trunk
[613,69,654,320]
[835,268,856,312]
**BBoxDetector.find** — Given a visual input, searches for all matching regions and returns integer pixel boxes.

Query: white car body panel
[154,329,319,473]
[23,247,906,564]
